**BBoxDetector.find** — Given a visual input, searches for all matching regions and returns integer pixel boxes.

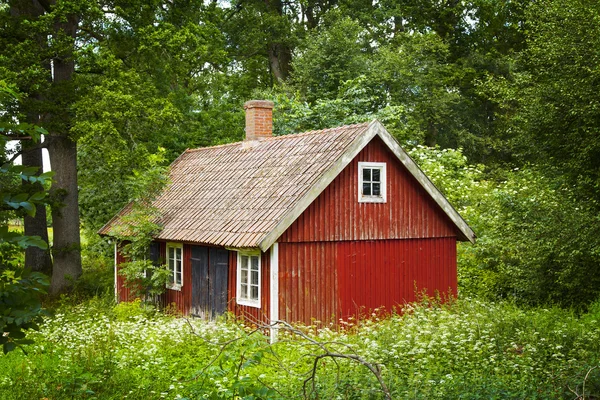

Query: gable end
[258,121,475,250]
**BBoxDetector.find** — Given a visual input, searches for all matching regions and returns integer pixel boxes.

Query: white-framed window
[358,162,387,203]
[237,251,261,308]
[166,242,183,291]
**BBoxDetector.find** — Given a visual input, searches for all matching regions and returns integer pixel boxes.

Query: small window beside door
[237,252,261,308]
[358,162,387,203]
[166,242,183,291]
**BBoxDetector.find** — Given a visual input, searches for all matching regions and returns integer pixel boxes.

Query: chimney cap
[244,100,274,110]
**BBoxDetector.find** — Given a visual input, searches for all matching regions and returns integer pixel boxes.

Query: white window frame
[237,251,261,308]
[166,242,183,291]
[358,161,387,203]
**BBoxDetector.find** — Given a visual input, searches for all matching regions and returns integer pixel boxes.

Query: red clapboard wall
[115,250,133,303]
[279,136,456,242]
[277,136,458,325]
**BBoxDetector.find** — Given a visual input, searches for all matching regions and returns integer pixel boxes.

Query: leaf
[20,202,36,217]
[3,342,16,354]
[9,331,25,340]
[29,192,46,202]
[0,85,19,99]
[34,126,48,135]
[19,166,39,177]
[10,193,28,203]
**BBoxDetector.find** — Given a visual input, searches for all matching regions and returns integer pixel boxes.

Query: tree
[1,0,86,293]
[489,0,600,202]
[0,94,51,353]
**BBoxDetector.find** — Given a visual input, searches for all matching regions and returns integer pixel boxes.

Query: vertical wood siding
[279,136,456,243]
[116,249,134,303]
[228,250,271,325]
[336,238,456,320]
[278,242,339,325]
[276,238,456,326]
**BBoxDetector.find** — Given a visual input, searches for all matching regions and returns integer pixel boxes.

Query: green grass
[1,297,599,399]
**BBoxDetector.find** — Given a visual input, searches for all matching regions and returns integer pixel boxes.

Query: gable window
[237,252,261,308]
[358,162,387,203]
[167,243,183,290]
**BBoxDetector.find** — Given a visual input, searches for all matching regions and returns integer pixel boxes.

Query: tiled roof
[99,122,372,248]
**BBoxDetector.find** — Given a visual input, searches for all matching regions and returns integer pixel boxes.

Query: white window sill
[359,196,386,203]
[237,298,261,308]
[166,284,182,291]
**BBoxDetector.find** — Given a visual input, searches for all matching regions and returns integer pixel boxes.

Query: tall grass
[1,297,598,399]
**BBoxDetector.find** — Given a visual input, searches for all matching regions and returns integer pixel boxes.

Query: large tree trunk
[48,10,82,294]
[48,135,81,293]
[10,0,53,275]
[268,42,291,84]
[266,0,291,84]
[22,145,52,275]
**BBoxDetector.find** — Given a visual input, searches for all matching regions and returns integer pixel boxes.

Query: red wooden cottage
[100,100,475,334]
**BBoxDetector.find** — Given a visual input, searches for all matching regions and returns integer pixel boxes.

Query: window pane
[363,182,371,196]
[169,258,174,269]
[250,286,258,300]
[251,256,259,270]
[176,247,182,260]
[251,270,258,285]
[241,269,248,284]
[241,255,248,269]
[240,284,248,299]
[363,168,371,181]
[372,168,380,182]
[176,272,182,284]
[373,183,381,196]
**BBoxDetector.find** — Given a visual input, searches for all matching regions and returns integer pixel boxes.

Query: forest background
[2,0,600,314]
[2,0,600,398]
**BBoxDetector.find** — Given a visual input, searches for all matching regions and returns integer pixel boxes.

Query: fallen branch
[184,315,393,399]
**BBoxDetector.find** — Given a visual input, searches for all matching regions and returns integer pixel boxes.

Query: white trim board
[269,243,279,343]
[114,242,118,303]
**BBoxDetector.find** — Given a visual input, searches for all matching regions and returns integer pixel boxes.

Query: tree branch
[6,141,49,165]
[79,26,105,42]
[183,315,393,400]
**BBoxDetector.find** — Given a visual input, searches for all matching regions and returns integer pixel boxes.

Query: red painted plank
[279,136,456,243]
[335,238,456,321]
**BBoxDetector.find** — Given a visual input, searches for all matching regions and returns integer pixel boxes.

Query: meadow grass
[1,297,599,399]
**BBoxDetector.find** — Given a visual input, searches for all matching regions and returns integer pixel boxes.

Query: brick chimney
[244,100,274,140]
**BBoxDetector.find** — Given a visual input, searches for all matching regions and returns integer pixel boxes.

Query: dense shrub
[409,145,600,308]
[0,298,598,399]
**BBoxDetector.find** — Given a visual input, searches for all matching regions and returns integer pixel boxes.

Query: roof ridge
[184,121,372,153]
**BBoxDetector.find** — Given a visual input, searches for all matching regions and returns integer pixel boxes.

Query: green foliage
[292,13,371,102]
[460,169,600,307]
[486,0,600,202]
[112,299,157,322]
[0,105,52,354]
[71,249,115,299]
[0,298,598,398]
[0,268,49,355]
[109,150,171,300]
[407,145,487,211]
